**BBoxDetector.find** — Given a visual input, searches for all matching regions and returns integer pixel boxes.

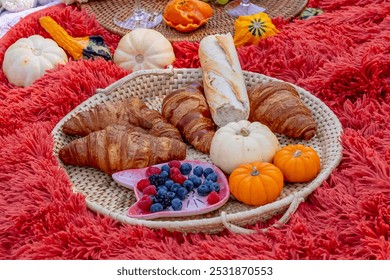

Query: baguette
[198,33,249,127]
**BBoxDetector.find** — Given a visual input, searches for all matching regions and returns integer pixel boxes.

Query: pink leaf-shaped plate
[112,160,230,219]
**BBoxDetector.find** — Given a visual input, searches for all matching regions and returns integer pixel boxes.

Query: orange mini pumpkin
[163,0,213,33]
[273,144,321,183]
[229,162,284,206]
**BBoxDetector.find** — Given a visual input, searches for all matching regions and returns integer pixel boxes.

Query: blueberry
[203,179,213,187]
[160,170,169,180]
[170,183,181,193]
[171,198,182,211]
[180,162,192,175]
[197,184,211,196]
[183,180,194,192]
[203,167,214,178]
[167,191,176,200]
[193,166,204,177]
[209,182,220,193]
[206,172,218,182]
[164,180,174,189]
[189,175,202,188]
[150,195,157,204]
[176,187,188,200]
[150,203,163,212]
[161,164,171,174]
[157,188,168,197]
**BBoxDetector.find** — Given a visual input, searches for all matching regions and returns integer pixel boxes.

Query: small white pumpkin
[113,28,175,72]
[2,35,68,87]
[210,120,280,174]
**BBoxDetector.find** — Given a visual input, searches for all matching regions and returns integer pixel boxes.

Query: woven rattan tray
[52,68,343,234]
[81,0,308,41]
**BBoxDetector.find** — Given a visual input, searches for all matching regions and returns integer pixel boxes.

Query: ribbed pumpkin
[273,144,321,183]
[163,0,213,33]
[233,12,278,47]
[229,162,284,206]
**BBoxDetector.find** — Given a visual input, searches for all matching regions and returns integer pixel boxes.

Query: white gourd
[210,120,280,174]
[2,35,68,87]
[113,28,175,72]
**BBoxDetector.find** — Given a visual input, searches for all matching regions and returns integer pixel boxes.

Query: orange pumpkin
[273,144,321,183]
[229,162,284,206]
[163,0,213,33]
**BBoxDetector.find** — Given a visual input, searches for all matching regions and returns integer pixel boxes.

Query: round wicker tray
[52,68,343,234]
[81,0,308,41]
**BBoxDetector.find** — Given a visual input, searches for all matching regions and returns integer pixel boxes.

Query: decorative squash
[2,35,67,87]
[163,0,213,33]
[113,28,175,72]
[273,144,321,183]
[229,162,284,206]
[210,120,280,174]
[39,16,112,61]
[233,12,279,47]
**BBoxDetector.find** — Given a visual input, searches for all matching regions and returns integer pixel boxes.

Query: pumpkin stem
[293,150,302,157]
[239,128,250,137]
[251,166,260,176]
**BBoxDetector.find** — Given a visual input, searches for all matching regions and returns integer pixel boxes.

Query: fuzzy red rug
[0,0,389,260]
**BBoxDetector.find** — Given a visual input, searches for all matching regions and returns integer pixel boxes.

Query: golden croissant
[248,82,317,140]
[59,125,186,175]
[62,97,183,141]
[162,82,216,154]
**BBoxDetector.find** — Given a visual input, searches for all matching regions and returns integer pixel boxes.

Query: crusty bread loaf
[198,33,250,127]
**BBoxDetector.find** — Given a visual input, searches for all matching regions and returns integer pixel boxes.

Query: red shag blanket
[1,0,389,260]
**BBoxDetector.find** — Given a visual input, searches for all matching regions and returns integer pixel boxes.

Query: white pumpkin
[114,28,175,72]
[210,120,280,174]
[2,35,68,87]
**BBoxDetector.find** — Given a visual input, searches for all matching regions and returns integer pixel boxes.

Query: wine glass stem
[241,0,251,7]
[134,0,144,20]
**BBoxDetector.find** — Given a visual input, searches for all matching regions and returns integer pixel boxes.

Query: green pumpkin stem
[251,166,260,176]
[239,127,250,137]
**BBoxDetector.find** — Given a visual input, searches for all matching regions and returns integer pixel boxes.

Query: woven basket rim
[52,67,343,234]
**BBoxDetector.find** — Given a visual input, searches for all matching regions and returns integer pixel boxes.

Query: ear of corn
[39,16,90,60]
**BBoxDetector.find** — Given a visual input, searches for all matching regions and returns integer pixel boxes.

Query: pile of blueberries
[136,160,221,213]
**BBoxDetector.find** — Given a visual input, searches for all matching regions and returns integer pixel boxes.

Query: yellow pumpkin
[273,144,321,183]
[233,12,279,47]
[229,162,284,206]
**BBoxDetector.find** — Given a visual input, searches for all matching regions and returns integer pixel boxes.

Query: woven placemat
[81,0,308,41]
[52,68,343,234]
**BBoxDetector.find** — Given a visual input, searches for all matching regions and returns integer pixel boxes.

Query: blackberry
[193,166,204,177]
[156,193,171,209]
[149,174,166,186]
[180,162,192,175]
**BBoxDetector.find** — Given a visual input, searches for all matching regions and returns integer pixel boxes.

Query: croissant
[62,97,182,141]
[162,82,216,154]
[248,82,317,140]
[59,125,186,175]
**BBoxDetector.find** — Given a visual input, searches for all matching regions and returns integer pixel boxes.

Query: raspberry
[138,195,153,211]
[172,174,187,184]
[136,179,151,191]
[170,167,181,178]
[145,166,161,177]
[207,191,220,205]
[143,185,157,195]
[168,160,181,169]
